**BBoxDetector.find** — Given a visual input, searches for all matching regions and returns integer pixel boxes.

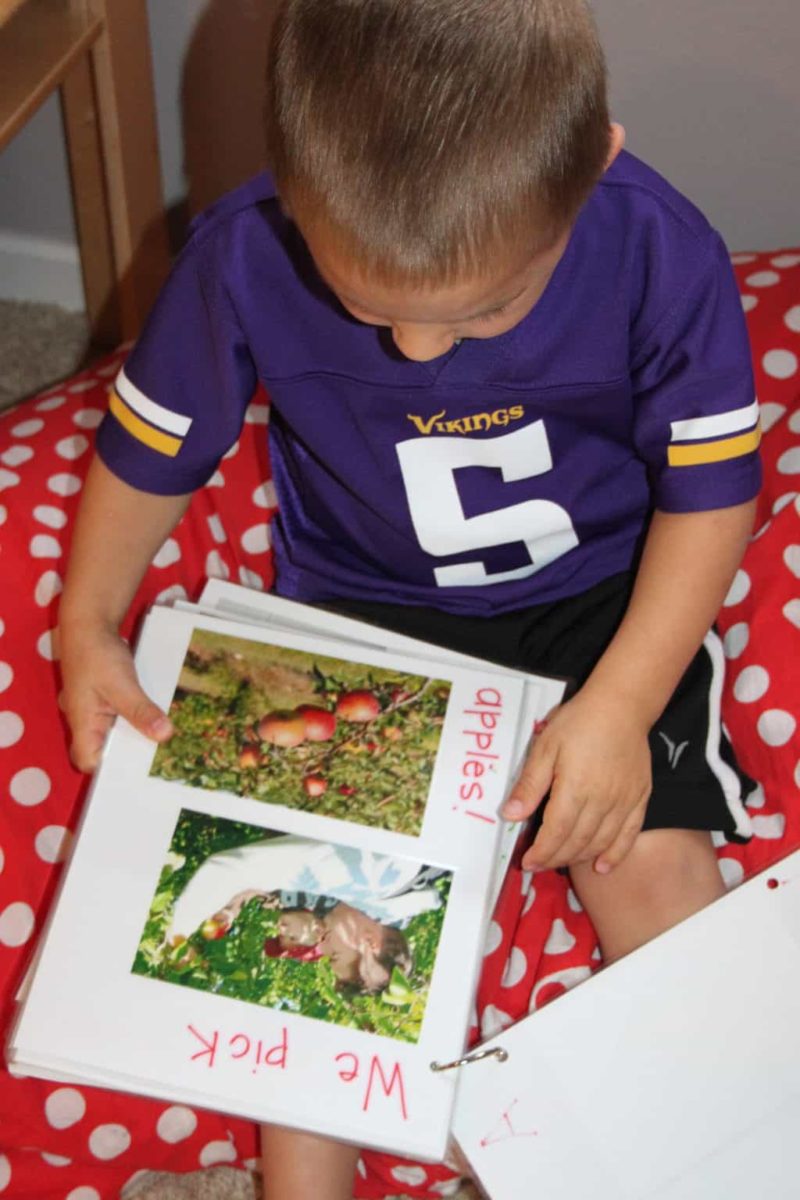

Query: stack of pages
[9,581,563,1161]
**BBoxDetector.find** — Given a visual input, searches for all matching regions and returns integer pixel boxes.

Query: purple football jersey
[96,152,761,616]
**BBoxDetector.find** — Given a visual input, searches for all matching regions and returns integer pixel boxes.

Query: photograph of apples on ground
[134,809,452,1042]
[150,629,452,836]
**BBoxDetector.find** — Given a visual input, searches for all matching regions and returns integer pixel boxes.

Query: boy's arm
[216,890,283,926]
[58,456,192,772]
[503,498,756,873]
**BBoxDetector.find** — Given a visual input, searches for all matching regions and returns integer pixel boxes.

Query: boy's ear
[605,123,626,172]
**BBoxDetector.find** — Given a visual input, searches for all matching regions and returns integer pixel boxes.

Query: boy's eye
[474,303,509,324]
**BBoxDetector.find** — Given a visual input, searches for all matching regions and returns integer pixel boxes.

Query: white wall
[0,0,798,306]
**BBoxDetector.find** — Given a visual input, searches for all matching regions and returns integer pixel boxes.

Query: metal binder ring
[429,1045,508,1072]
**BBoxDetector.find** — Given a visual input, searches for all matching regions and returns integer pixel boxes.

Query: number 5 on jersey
[396,421,578,587]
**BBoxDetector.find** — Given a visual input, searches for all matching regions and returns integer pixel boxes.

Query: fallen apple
[257,710,307,747]
[336,690,380,722]
[297,704,337,741]
[303,772,328,797]
[237,742,261,769]
[200,917,227,940]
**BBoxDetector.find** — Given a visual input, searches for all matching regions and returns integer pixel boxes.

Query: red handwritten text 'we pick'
[187,1024,408,1119]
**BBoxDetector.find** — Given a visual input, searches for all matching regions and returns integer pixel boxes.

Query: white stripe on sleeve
[115,368,193,437]
[670,399,759,443]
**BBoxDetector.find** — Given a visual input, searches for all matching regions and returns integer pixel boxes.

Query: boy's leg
[260,1124,360,1200]
[569,827,726,964]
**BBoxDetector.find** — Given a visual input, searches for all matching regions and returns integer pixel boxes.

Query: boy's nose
[391,324,455,362]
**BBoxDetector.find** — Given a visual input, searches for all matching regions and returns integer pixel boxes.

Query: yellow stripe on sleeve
[667,426,761,467]
[109,391,183,457]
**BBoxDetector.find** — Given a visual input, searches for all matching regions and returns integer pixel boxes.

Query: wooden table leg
[88,0,170,340]
[60,50,120,348]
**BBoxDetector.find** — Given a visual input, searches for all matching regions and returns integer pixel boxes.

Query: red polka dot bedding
[1,248,799,1199]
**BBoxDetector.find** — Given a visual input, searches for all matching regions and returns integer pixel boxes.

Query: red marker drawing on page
[480,1099,538,1148]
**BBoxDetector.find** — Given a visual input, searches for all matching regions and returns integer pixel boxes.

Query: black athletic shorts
[331,572,756,842]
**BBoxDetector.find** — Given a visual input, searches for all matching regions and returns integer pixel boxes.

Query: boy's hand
[502,692,651,874]
[59,621,173,772]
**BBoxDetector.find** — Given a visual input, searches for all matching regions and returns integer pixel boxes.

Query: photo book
[8,582,564,1161]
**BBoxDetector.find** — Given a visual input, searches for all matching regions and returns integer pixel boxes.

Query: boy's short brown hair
[266,0,611,284]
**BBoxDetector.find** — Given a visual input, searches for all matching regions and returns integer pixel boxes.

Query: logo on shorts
[658,731,690,769]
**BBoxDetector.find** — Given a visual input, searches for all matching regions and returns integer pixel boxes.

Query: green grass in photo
[150,630,451,836]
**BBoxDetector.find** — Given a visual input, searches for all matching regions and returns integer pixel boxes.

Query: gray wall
[0,97,77,241]
[596,0,800,253]
[1,0,798,305]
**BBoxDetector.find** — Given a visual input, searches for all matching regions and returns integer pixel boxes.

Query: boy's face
[303,223,572,363]
[297,124,625,363]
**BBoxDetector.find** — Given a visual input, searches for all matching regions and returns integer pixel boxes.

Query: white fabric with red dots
[1,247,799,1198]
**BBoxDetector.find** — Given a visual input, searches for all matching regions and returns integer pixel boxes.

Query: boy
[166,835,444,941]
[206,895,414,993]
[58,1,761,1196]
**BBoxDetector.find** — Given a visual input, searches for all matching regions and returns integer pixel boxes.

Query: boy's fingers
[69,713,114,773]
[501,744,556,821]
[577,807,628,865]
[593,801,648,874]
[521,784,588,869]
[527,800,610,871]
[68,680,172,774]
[103,671,173,741]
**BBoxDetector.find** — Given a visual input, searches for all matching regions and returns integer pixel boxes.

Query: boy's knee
[621,828,725,909]
[571,828,726,962]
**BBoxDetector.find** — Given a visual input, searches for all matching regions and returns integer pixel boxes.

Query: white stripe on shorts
[703,629,753,839]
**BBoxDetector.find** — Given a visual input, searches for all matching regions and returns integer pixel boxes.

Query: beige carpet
[0,299,90,410]
[124,1165,479,1200]
[125,1167,259,1199]
[2,299,479,1200]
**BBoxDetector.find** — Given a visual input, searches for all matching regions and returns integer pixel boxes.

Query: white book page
[198,580,540,676]
[10,605,529,1159]
[452,849,800,1199]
